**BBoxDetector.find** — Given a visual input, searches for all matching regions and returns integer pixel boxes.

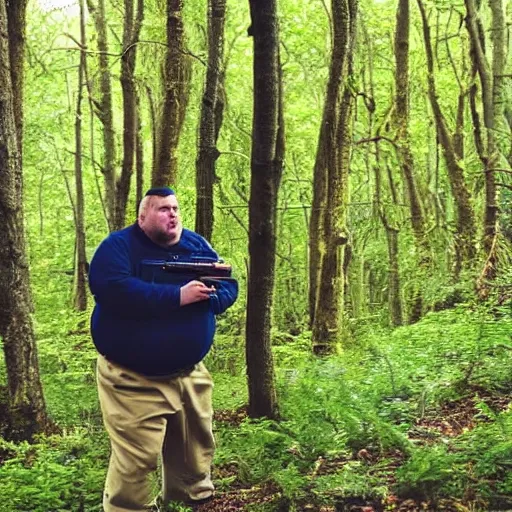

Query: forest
[0,0,511,510]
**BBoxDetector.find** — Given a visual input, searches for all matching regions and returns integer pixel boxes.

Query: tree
[308,0,346,328]
[391,0,430,322]
[86,0,116,231]
[72,0,88,311]
[195,0,227,241]
[417,0,476,277]
[115,0,144,230]
[245,0,284,419]
[153,0,190,188]
[0,0,48,441]
[310,0,358,354]
[465,0,506,289]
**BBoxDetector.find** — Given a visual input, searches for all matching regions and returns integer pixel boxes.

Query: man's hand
[180,280,215,306]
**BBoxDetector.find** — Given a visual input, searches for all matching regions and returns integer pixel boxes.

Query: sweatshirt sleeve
[88,234,181,317]
[210,277,239,315]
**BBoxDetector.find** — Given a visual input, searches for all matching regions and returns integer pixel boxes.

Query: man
[89,187,238,512]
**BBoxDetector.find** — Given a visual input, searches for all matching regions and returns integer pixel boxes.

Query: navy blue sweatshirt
[88,223,238,376]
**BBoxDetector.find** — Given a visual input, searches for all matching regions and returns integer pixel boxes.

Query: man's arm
[89,235,181,317]
[209,277,238,315]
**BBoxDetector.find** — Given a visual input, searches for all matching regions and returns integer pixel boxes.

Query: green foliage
[396,409,512,506]
[396,444,466,500]
[1,295,511,510]
[312,462,389,501]
[210,304,512,508]
[0,429,107,512]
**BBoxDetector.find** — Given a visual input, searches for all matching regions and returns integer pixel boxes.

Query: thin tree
[465,0,506,288]
[195,0,227,241]
[0,0,49,441]
[86,0,116,231]
[73,0,88,311]
[311,0,358,354]
[417,0,476,276]
[245,0,284,419]
[392,0,430,322]
[308,0,345,327]
[115,0,144,229]
[153,0,191,188]
[135,92,144,208]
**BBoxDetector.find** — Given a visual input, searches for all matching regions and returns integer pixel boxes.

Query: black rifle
[161,260,236,285]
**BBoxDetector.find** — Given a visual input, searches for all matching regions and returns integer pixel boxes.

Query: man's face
[139,195,182,246]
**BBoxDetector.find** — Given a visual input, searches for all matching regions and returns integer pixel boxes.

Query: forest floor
[193,388,512,512]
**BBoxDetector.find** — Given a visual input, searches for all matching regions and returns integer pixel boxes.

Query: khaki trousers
[97,355,215,512]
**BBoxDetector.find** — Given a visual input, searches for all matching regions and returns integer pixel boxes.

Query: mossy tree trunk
[308,0,348,328]
[465,0,506,290]
[115,0,143,229]
[373,144,403,327]
[245,0,284,419]
[417,0,476,277]
[392,0,430,323]
[195,0,226,241]
[153,0,191,189]
[311,0,357,355]
[0,0,49,441]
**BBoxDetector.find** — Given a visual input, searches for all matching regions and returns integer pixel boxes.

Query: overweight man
[88,187,238,511]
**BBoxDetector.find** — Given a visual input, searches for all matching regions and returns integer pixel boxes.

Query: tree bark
[375,152,403,326]
[86,0,116,231]
[312,0,357,354]
[465,0,505,288]
[6,0,27,153]
[308,0,347,328]
[73,0,88,311]
[135,95,144,210]
[153,0,191,188]
[392,0,429,322]
[195,0,226,241]
[417,0,476,276]
[0,0,48,441]
[245,0,284,419]
[115,0,144,230]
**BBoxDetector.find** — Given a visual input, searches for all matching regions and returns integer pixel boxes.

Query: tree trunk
[245,0,284,419]
[308,0,347,328]
[153,0,191,188]
[73,0,88,311]
[312,86,354,353]
[393,0,430,322]
[417,0,476,276]
[86,0,116,231]
[195,0,226,240]
[386,225,402,326]
[312,0,357,354]
[374,149,403,326]
[6,0,27,153]
[465,0,505,288]
[0,0,49,441]
[135,95,144,211]
[115,0,144,230]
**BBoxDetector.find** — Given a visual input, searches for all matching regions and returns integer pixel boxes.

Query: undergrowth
[0,303,511,511]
